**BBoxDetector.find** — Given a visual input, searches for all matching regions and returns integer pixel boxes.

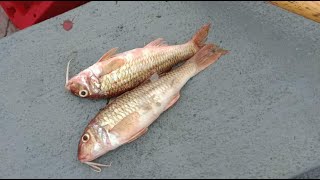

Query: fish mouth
[78,153,90,162]
[65,82,71,91]
[64,81,79,95]
[65,79,75,91]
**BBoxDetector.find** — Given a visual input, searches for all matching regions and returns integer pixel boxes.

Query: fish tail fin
[188,44,228,74]
[190,23,211,48]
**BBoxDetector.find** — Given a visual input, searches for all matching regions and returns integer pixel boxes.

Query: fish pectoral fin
[109,112,142,144]
[97,47,119,62]
[126,128,148,144]
[144,38,168,48]
[165,93,180,111]
[100,58,126,75]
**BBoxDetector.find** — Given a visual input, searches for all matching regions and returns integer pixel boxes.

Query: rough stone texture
[0,1,319,178]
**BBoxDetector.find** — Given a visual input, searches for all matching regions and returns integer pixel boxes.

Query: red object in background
[0,1,88,29]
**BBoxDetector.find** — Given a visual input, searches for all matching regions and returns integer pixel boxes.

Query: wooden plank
[269,1,320,23]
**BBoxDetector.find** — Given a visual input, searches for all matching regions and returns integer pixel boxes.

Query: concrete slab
[0,1,319,178]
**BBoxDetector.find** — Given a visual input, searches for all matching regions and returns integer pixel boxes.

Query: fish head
[78,124,113,162]
[65,69,104,99]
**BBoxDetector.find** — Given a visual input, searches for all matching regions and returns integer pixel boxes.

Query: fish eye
[79,90,88,97]
[82,133,90,142]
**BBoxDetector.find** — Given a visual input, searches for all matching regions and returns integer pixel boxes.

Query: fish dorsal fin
[100,58,126,75]
[149,72,159,82]
[139,72,160,86]
[144,38,168,48]
[98,47,119,62]
[107,97,116,105]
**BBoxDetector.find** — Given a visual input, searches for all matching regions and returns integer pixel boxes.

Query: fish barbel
[77,44,228,172]
[65,23,212,99]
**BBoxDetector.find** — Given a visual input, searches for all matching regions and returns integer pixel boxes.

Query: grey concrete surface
[0,1,319,178]
[293,165,320,179]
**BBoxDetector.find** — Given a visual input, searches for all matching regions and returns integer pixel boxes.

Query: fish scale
[66,24,211,99]
[95,60,195,130]
[99,43,196,97]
